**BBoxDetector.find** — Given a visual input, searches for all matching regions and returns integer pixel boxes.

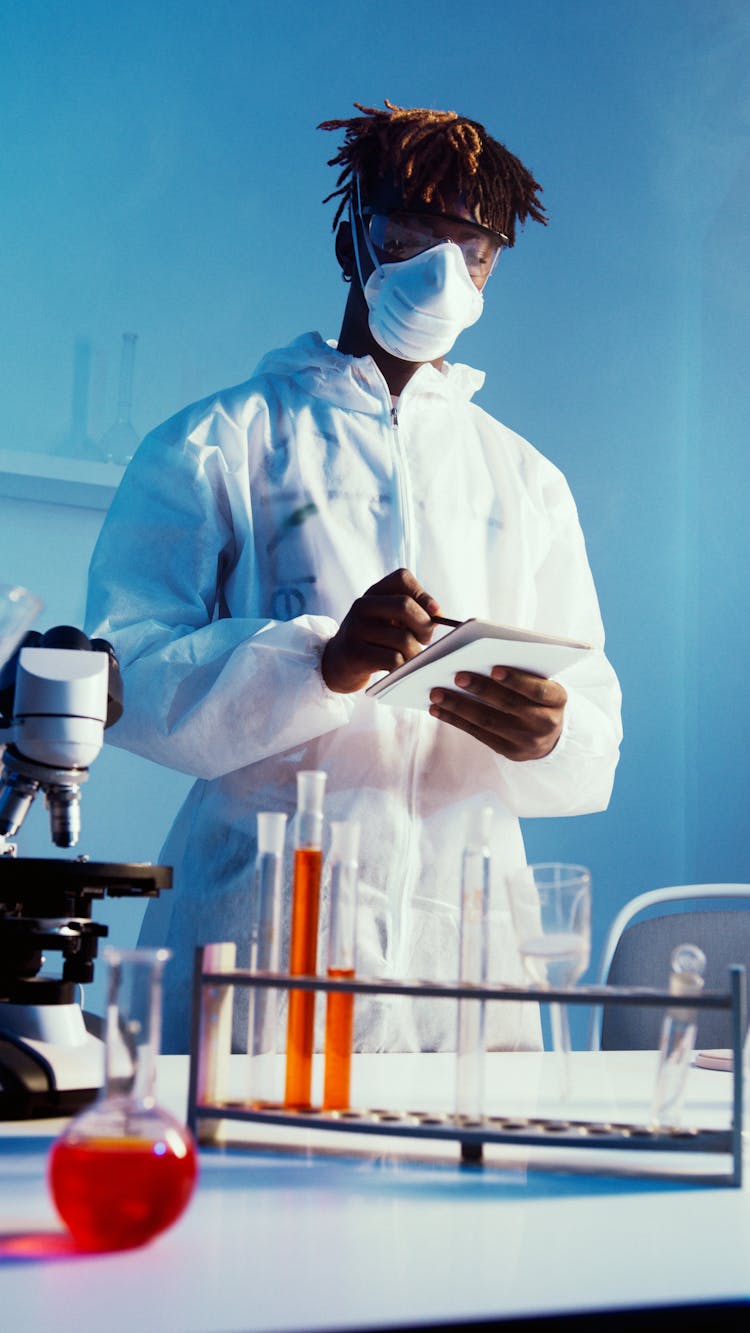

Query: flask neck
[103,949,170,1107]
[114,333,137,422]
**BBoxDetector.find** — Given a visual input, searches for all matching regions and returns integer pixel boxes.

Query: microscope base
[0,1006,105,1120]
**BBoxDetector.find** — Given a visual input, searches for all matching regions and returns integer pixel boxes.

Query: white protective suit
[85,332,622,1054]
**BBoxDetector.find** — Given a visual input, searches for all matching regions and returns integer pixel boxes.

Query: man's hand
[322,568,440,694]
[428,666,567,761]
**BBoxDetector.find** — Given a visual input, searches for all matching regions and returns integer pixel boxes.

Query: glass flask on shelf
[0,584,42,670]
[98,331,140,465]
[48,947,198,1252]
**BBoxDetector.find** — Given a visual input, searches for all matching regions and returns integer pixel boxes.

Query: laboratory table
[0,1052,748,1333]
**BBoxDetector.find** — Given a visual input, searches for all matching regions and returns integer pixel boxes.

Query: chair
[589,884,750,1050]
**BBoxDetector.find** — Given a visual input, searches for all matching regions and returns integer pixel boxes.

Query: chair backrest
[589,885,750,1050]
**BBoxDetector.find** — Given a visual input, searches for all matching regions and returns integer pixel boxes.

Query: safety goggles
[363,209,508,282]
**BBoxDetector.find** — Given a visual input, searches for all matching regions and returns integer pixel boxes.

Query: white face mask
[351,194,484,362]
[363,244,484,362]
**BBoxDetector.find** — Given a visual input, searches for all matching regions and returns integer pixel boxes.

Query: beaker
[48,947,198,1251]
[323,820,360,1111]
[284,770,326,1109]
[507,863,591,1102]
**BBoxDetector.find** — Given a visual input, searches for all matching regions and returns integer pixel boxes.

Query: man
[86,102,622,1053]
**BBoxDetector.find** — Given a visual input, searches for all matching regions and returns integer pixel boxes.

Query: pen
[431,615,463,628]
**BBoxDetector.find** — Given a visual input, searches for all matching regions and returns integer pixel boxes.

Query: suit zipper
[389,400,420,982]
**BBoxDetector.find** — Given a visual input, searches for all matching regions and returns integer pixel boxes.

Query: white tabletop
[0,1052,747,1332]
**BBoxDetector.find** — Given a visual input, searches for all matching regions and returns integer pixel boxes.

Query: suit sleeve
[493,464,622,817]
[85,409,354,781]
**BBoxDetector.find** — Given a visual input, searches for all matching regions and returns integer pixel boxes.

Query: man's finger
[428,687,563,760]
[358,621,433,660]
[487,667,567,708]
[452,670,566,716]
[365,568,440,617]
[353,594,435,639]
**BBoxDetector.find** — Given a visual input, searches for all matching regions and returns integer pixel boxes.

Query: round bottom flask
[48,948,198,1252]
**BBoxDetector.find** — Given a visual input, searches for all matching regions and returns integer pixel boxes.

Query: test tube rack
[186,947,745,1186]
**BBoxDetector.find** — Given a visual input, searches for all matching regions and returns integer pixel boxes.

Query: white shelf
[0,449,126,510]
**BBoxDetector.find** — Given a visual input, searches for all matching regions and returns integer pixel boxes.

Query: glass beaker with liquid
[284,770,326,1109]
[48,947,198,1252]
[507,863,591,1102]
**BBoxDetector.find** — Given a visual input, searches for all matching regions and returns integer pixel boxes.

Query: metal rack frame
[186,948,745,1186]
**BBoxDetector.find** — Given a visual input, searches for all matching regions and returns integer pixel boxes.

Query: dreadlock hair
[319,100,547,247]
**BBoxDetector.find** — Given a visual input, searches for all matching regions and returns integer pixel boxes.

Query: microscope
[0,625,171,1119]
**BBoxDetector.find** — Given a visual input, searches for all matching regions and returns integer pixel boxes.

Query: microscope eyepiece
[39,626,92,651]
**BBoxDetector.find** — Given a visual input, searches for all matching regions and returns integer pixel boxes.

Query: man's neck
[336,285,443,398]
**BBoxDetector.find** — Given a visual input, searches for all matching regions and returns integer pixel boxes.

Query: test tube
[651,943,707,1129]
[455,806,492,1120]
[245,812,286,1106]
[197,941,236,1109]
[284,770,326,1109]
[323,820,360,1111]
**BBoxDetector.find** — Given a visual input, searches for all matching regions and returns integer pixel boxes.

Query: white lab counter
[0,1052,748,1332]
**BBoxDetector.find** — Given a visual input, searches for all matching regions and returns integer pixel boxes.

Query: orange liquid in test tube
[284,846,323,1108]
[321,819,360,1112]
[323,967,355,1110]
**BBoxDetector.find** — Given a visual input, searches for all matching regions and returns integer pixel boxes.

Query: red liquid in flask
[49,1133,198,1252]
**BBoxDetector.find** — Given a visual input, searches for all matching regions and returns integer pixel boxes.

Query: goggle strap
[350,176,383,287]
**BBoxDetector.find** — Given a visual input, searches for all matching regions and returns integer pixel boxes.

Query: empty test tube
[245,812,286,1105]
[323,820,360,1111]
[197,941,236,1108]
[284,770,326,1109]
[651,943,706,1129]
[455,806,492,1119]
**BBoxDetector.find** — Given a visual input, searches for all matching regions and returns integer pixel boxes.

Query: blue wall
[1,1,749,1029]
